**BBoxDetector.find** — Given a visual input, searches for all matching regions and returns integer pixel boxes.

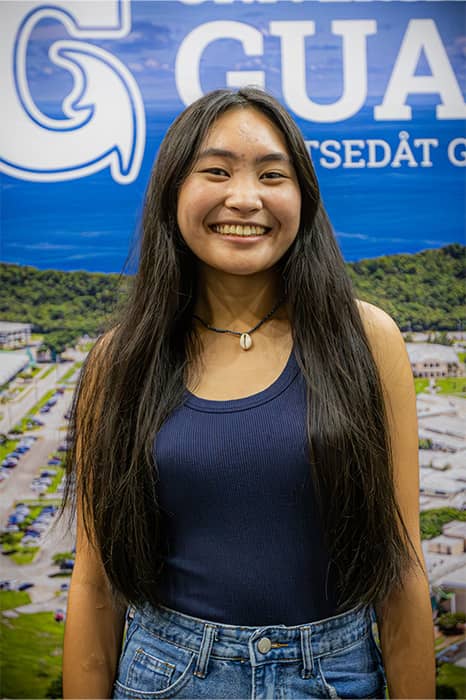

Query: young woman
[62,87,435,699]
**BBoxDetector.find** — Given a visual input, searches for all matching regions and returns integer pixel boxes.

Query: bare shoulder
[355,299,408,379]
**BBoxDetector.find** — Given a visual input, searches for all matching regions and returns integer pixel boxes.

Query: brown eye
[261,171,286,180]
[202,168,229,177]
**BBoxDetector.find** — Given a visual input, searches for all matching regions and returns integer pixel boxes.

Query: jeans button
[257,637,272,653]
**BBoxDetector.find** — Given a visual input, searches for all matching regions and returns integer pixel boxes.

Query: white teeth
[211,224,268,236]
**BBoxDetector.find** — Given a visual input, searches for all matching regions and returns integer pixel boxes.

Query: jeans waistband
[129,602,374,678]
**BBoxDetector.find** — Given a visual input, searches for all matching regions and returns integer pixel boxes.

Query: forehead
[200,107,290,156]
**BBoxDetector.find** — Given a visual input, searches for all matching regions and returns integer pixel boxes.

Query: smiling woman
[177,108,301,280]
[60,88,435,700]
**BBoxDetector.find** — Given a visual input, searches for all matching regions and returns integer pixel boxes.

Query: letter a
[374,19,466,120]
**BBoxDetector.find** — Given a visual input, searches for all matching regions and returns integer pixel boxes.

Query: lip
[209,222,271,228]
[210,233,268,243]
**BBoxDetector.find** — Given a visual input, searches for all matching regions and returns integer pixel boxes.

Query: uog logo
[0,0,145,184]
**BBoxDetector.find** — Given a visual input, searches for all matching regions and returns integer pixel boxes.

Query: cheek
[177,185,212,231]
[274,191,301,231]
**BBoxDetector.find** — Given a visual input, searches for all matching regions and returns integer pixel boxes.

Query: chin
[212,263,269,277]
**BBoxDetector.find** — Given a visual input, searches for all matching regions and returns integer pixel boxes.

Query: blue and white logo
[0,0,145,184]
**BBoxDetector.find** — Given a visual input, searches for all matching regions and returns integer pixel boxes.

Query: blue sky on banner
[1,0,464,273]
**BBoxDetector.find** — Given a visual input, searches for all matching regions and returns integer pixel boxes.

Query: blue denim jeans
[112,602,387,699]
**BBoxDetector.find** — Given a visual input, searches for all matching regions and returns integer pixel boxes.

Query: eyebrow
[196,148,292,165]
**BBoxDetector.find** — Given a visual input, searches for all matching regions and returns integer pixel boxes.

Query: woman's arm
[63,526,126,698]
[361,301,436,699]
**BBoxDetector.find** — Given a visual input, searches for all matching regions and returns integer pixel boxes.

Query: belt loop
[194,623,217,679]
[300,625,314,679]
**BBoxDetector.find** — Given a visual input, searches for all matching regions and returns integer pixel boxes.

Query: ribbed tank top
[154,346,339,625]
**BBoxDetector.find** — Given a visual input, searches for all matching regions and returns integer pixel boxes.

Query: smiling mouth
[209,224,271,237]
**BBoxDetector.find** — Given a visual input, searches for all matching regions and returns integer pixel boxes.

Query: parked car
[24,529,41,538]
[59,559,74,570]
[17,582,34,591]
[0,580,11,590]
[2,459,18,468]
[8,514,25,524]
[41,469,57,477]
[41,505,57,514]
[60,582,70,591]
[54,609,65,622]
[48,457,61,466]
[39,406,50,414]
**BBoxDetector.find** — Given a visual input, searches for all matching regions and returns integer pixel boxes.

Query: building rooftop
[406,343,460,364]
[420,472,465,494]
[418,428,466,451]
[440,563,466,589]
[0,322,32,333]
[419,450,466,470]
[443,521,466,538]
[0,352,30,385]
[421,416,466,440]
[428,534,465,547]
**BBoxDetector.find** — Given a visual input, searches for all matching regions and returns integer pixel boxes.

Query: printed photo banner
[1,0,464,272]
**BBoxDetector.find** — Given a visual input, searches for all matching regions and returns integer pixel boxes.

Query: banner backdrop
[1,0,465,273]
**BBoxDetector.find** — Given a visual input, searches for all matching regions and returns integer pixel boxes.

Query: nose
[224,176,263,213]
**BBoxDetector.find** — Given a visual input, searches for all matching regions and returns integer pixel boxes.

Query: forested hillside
[1,243,464,352]
[347,243,465,330]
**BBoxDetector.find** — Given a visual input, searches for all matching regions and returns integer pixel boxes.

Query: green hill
[1,243,464,352]
[347,243,465,331]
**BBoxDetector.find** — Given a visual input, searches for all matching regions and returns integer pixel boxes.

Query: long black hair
[61,87,422,613]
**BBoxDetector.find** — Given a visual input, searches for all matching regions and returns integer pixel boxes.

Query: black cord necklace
[193,295,286,351]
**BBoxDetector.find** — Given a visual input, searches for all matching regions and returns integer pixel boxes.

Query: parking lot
[1,370,77,613]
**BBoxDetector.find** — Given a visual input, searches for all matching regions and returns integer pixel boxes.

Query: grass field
[0,612,64,698]
[38,365,56,380]
[0,439,19,462]
[46,467,65,494]
[414,378,429,394]
[436,662,466,698]
[0,590,31,611]
[434,376,466,398]
[60,361,83,383]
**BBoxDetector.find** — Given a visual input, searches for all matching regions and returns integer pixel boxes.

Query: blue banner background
[1,0,465,272]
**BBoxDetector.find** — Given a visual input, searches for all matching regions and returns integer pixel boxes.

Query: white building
[427,535,464,555]
[443,521,466,547]
[406,343,461,378]
[0,322,32,349]
[439,564,466,614]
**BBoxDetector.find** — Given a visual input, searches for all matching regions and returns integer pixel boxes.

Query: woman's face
[176,107,301,277]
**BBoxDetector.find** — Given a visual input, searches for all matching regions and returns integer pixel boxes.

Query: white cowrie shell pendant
[240,333,252,350]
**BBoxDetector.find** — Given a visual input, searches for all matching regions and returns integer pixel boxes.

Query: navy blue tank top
[154,346,339,625]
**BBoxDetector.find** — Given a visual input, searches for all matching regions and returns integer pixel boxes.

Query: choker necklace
[193,295,286,351]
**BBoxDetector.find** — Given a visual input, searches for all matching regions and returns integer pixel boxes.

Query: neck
[193,267,287,330]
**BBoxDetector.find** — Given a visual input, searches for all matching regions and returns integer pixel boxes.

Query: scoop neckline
[183,345,299,413]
